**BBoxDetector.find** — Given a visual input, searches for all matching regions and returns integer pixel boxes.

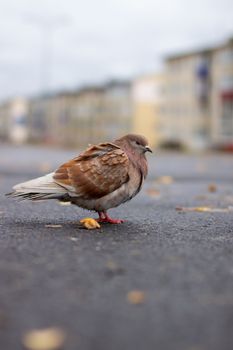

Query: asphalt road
[0,144,233,350]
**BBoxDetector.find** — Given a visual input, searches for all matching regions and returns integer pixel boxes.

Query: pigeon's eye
[135,141,140,145]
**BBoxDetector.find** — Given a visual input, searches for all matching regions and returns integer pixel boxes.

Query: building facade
[1,37,232,150]
[161,36,233,149]
[26,81,132,148]
[211,38,233,146]
[132,74,163,148]
[0,98,28,144]
[133,36,233,150]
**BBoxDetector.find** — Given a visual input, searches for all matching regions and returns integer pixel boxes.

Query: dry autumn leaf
[58,201,71,206]
[176,206,232,213]
[194,207,210,212]
[127,290,146,304]
[22,327,66,350]
[80,217,100,230]
[208,184,217,192]
[176,206,211,212]
[69,237,78,242]
[145,188,160,197]
[156,176,174,185]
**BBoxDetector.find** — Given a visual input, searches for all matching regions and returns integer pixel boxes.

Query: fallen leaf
[69,237,78,242]
[208,184,217,192]
[176,206,232,213]
[45,224,62,228]
[176,206,211,212]
[22,327,66,350]
[194,207,211,212]
[156,176,174,185]
[127,290,146,304]
[59,201,71,206]
[145,188,160,197]
[80,217,100,230]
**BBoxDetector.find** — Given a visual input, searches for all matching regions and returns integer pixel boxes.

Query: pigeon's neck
[133,152,148,179]
[115,141,148,178]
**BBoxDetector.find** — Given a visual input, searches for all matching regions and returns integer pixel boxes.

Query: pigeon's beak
[145,146,153,153]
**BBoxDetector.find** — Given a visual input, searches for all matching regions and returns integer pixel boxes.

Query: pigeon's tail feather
[7,172,68,201]
[6,191,66,201]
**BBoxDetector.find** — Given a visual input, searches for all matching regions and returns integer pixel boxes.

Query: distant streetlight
[24,14,70,93]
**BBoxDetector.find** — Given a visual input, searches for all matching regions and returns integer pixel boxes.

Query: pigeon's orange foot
[97,212,125,224]
[97,217,125,224]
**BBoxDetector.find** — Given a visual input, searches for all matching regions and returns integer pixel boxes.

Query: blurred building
[26,80,132,148]
[161,36,233,149]
[28,95,52,143]
[0,101,10,141]
[160,50,212,149]
[1,36,232,150]
[211,38,233,147]
[103,80,132,141]
[132,74,164,148]
[0,98,28,144]
[65,86,107,147]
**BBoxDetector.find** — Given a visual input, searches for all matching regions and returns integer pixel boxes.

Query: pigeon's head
[116,134,152,155]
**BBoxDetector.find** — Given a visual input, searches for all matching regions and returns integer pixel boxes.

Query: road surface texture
[0,144,233,350]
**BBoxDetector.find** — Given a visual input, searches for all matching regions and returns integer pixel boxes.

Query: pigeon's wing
[53,143,130,199]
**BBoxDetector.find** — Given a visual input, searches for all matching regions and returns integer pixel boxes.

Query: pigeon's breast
[71,165,142,211]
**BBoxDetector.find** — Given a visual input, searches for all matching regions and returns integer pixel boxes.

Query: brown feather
[53,142,129,199]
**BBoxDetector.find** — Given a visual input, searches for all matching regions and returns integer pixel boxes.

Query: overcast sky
[0,0,232,101]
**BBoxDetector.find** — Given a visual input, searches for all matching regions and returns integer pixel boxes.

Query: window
[217,49,233,64]
[221,100,233,137]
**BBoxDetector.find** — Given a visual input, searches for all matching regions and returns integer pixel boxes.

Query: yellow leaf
[176,206,232,213]
[22,327,66,350]
[80,217,100,230]
[127,290,146,304]
[145,188,160,197]
[156,176,174,184]
[208,184,217,192]
[194,207,211,212]
[59,201,71,206]
[69,237,78,242]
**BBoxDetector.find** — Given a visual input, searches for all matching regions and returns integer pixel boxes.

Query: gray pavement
[0,144,233,350]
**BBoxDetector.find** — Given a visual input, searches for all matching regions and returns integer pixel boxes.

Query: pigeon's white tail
[7,172,68,201]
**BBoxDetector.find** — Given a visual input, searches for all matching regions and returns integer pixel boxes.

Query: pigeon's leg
[97,211,124,224]
[97,211,106,221]
[104,212,125,224]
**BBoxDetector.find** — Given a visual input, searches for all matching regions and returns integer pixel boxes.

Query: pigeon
[7,134,152,224]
